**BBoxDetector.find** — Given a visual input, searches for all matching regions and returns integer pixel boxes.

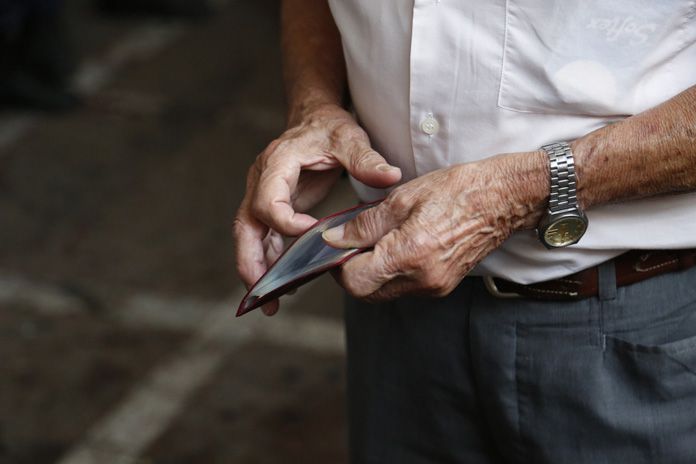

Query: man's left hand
[323,152,548,301]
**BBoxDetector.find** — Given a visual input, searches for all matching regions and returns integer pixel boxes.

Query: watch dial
[544,217,587,247]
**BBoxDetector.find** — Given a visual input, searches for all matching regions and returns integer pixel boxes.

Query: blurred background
[0,0,356,462]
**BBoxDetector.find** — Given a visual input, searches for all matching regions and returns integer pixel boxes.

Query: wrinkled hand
[234,104,402,315]
[323,153,546,301]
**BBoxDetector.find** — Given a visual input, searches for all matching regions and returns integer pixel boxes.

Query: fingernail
[322,224,345,243]
[377,164,399,173]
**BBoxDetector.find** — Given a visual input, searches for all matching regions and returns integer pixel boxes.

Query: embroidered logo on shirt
[586,16,657,45]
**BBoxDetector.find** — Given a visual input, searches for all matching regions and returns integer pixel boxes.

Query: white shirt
[327,0,696,284]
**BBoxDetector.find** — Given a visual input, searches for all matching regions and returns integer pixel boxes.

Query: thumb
[341,141,402,189]
[322,203,406,249]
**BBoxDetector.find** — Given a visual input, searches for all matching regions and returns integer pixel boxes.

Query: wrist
[492,150,550,231]
[287,94,345,128]
[286,102,358,140]
[569,133,599,210]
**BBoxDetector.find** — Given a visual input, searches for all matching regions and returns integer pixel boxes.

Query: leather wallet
[237,201,379,316]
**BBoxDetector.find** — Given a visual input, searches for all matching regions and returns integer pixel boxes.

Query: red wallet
[236,201,380,316]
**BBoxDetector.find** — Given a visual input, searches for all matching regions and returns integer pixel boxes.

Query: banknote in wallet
[237,201,379,316]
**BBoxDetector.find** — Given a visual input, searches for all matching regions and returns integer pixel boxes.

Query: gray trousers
[345,262,696,464]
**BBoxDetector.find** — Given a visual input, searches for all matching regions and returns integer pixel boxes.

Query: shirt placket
[409,0,452,177]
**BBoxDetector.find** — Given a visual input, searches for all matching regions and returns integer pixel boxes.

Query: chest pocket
[498,0,696,116]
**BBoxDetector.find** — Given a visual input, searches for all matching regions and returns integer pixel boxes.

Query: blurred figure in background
[0,0,78,110]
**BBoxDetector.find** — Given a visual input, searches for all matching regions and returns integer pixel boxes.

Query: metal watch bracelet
[541,141,578,213]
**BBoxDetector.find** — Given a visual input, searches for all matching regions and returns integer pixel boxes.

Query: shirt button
[420,115,440,135]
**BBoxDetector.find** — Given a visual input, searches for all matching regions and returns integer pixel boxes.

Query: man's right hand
[233,104,402,316]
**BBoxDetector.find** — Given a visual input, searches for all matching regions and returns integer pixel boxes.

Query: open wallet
[236,201,380,316]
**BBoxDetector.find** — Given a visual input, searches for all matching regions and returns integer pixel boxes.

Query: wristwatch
[537,141,588,248]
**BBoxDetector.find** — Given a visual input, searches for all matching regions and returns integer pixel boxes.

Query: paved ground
[0,1,355,463]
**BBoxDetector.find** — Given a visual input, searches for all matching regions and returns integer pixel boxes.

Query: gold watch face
[544,216,587,247]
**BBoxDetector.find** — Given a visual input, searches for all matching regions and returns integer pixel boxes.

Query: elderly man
[234,1,696,462]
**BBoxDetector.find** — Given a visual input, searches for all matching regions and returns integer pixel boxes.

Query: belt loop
[598,259,617,301]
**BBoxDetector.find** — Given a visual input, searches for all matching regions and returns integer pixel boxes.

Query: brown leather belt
[484,249,696,300]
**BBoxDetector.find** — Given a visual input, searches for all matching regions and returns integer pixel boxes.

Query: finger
[364,276,417,302]
[335,137,401,188]
[338,254,450,303]
[263,229,285,267]
[233,211,269,289]
[252,158,317,236]
[322,200,409,249]
[334,243,397,298]
[261,299,279,316]
[252,229,286,317]
[261,232,285,314]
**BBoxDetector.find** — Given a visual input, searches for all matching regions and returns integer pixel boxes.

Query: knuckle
[393,232,428,266]
[420,272,438,291]
[251,159,262,178]
[250,201,280,230]
[232,215,246,237]
[264,138,282,154]
[386,189,410,212]
[266,202,290,229]
[249,196,266,220]
[261,138,294,165]
[232,206,258,237]
[421,268,448,294]
[350,211,379,240]
[349,148,376,172]
[431,282,454,298]
[374,236,401,274]
[343,278,370,299]
[334,122,364,141]
[244,161,262,190]
[411,230,432,251]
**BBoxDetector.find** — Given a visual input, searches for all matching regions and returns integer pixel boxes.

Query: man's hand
[322,85,696,303]
[323,152,548,301]
[234,0,404,315]
[234,104,402,315]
